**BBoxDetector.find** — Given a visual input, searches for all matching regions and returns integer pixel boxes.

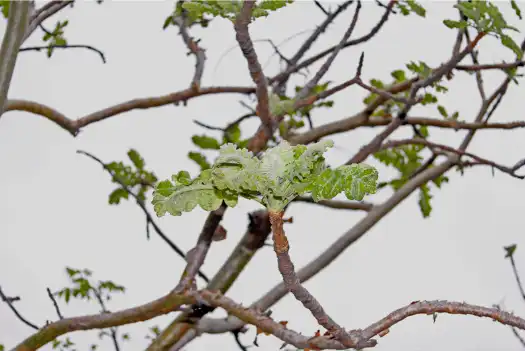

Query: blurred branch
[0,286,39,330]
[0,1,31,119]
[293,196,373,211]
[19,44,106,63]
[76,150,209,283]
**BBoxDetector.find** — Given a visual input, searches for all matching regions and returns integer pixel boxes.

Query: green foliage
[374,144,449,218]
[51,337,75,351]
[0,344,4,351]
[188,123,250,170]
[56,267,125,303]
[153,140,378,215]
[443,1,523,58]
[43,20,69,58]
[164,0,293,29]
[395,0,426,17]
[504,244,517,258]
[0,1,9,18]
[363,63,447,117]
[106,149,158,204]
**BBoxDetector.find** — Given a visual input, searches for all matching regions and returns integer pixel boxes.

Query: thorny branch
[234,1,272,136]
[76,150,210,283]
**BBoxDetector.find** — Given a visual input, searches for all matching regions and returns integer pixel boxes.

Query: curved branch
[4,86,255,135]
[19,44,106,63]
[12,291,194,351]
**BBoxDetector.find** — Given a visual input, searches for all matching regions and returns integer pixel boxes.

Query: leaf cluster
[106,149,158,204]
[152,140,378,216]
[443,0,523,59]
[395,0,427,17]
[374,143,448,218]
[163,0,293,29]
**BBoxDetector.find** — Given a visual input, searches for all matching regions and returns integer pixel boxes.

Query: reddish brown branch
[268,211,364,348]
[172,15,206,90]
[4,86,254,136]
[234,1,272,136]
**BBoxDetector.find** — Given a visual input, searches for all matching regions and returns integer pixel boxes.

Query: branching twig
[19,44,106,63]
[0,286,39,330]
[24,1,73,42]
[46,288,63,320]
[76,150,209,283]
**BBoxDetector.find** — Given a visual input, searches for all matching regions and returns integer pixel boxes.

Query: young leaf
[418,184,432,218]
[127,149,145,170]
[188,151,211,170]
[108,188,129,205]
[191,135,221,150]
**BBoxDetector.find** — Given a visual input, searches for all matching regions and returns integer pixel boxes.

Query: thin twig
[293,196,373,211]
[0,286,39,330]
[24,1,73,42]
[19,44,106,63]
[46,288,64,320]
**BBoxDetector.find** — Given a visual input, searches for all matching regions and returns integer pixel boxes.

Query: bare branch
[0,286,39,330]
[0,1,31,119]
[4,86,254,135]
[293,196,373,211]
[19,44,106,63]
[234,1,272,136]
[172,15,206,90]
[46,288,63,320]
[456,61,525,72]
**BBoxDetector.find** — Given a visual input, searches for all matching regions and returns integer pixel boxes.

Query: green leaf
[224,123,241,143]
[511,0,522,19]
[504,244,517,258]
[406,0,426,17]
[192,135,221,150]
[501,34,523,59]
[162,15,173,29]
[391,70,406,82]
[0,1,9,18]
[66,268,80,277]
[188,151,211,170]
[127,149,145,170]
[437,105,448,118]
[418,184,432,218]
[108,188,129,205]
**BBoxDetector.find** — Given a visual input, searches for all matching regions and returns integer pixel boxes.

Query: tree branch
[293,196,373,211]
[234,1,272,136]
[24,1,73,43]
[19,44,106,63]
[46,288,63,320]
[0,286,39,330]
[4,86,254,135]
[0,1,31,119]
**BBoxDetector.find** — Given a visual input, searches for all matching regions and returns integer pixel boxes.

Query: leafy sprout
[152,140,378,215]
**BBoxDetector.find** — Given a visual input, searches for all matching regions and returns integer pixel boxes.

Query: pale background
[2,1,525,350]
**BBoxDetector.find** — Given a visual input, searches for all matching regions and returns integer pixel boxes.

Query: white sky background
[2,0,525,350]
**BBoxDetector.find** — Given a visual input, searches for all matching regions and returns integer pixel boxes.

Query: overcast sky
[2,1,525,351]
